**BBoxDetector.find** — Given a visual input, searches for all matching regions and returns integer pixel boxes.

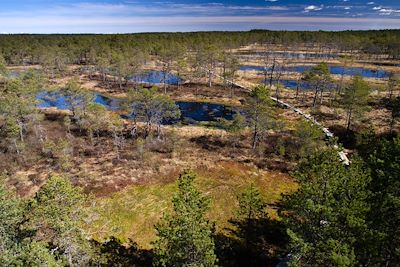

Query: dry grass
[88,161,296,249]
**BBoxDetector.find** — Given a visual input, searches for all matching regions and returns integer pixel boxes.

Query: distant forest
[0,30,399,66]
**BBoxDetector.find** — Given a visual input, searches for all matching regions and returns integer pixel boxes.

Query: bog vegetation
[0,30,399,266]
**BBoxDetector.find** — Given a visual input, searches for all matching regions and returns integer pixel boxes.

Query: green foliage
[39,46,68,77]
[0,53,8,76]
[387,74,400,99]
[293,120,326,159]
[0,31,399,67]
[26,175,93,266]
[362,137,400,266]
[43,139,73,170]
[0,71,44,151]
[0,179,24,255]
[280,150,371,266]
[246,84,275,149]
[128,87,180,136]
[387,97,400,132]
[79,103,123,140]
[13,241,64,267]
[153,170,217,267]
[341,75,370,132]
[237,184,266,222]
[0,178,62,266]
[60,78,94,120]
[220,113,245,134]
[220,51,240,94]
[219,113,246,147]
[235,184,268,249]
[111,49,147,88]
[303,62,330,81]
[303,62,332,107]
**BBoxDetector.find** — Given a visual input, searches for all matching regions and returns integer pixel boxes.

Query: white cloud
[304,5,324,12]
[225,5,289,11]
[1,1,400,33]
[367,2,375,4]
[378,8,400,15]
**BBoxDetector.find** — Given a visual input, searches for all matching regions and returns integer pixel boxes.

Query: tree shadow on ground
[329,124,357,149]
[190,135,232,151]
[215,217,288,267]
[91,237,153,267]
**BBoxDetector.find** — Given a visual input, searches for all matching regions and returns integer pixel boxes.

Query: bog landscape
[0,1,400,266]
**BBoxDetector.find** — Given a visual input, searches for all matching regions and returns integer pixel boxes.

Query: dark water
[237,51,338,59]
[8,70,20,78]
[278,80,311,90]
[265,79,339,91]
[37,91,234,124]
[129,71,183,85]
[240,65,391,78]
[37,91,72,110]
[265,79,313,90]
[176,101,235,124]
[79,68,183,85]
[240,65,268,72]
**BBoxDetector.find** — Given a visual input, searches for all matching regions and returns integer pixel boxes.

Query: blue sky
[1,0,399,33]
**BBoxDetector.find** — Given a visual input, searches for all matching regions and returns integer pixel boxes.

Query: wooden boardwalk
[218,75,350,165]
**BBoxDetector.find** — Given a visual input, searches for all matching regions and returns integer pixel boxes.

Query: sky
[0,0,399,33]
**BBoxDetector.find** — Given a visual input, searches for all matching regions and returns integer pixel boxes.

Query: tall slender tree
[246,85,275,149]
[153,170,217,267]
[341,75,370,133]
[302,62,332,107]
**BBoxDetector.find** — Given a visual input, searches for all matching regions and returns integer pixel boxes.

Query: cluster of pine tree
[1,134,398,266]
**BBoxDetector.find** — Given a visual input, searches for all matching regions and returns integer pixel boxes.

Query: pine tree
[246,84,275,149]
[153,170,217,267]
[364,137,400,266]
[237,184,266,222]
[279,150,371,266]
[302,62,332,107]
[341,75,370,133]
[0,178,62,266]
[236,184,267,253]
[26,175,93,266]
[0,53,8,76]
[128,87,180,137]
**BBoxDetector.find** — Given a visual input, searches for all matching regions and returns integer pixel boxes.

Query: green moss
[89,163,297,249]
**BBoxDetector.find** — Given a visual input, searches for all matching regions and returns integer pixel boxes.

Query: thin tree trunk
[163,70,167,94]
[252,113,259,150]
[269,61,275,89]
[346,108,353,133]
[313,86,319,107]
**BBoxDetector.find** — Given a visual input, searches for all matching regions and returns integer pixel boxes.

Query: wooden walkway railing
[216,75,350,165]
